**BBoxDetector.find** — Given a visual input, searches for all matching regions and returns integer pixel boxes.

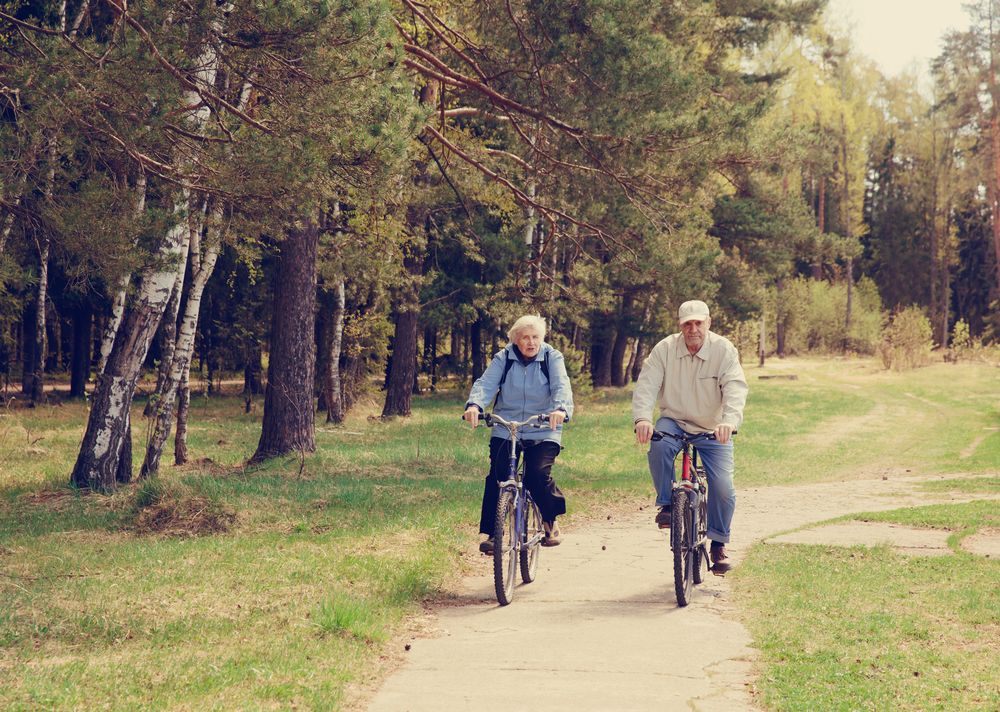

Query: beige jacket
[631,331,748,433]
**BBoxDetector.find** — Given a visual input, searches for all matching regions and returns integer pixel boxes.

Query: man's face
[515,327,542,358]
[680,317,710,353]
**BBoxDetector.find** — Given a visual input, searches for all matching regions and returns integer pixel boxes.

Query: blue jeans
[647,417,736,544]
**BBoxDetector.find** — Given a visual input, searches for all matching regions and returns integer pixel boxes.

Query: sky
[830,0,973,78]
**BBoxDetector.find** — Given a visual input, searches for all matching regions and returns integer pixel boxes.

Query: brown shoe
[710,541,730,573]
[479,537,494,555]
[654,506,671,528]
[542,521,561,546]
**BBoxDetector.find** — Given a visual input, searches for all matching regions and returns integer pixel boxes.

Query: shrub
[773,277,884,355]
[878,306,933,371]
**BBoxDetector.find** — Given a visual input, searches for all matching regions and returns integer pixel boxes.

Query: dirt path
[363,474,996,712]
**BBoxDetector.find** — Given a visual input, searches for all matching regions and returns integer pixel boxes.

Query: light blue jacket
[466,343,574,444]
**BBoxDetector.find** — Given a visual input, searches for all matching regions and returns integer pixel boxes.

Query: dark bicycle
[651,429,734,606]
[481,412,548,606]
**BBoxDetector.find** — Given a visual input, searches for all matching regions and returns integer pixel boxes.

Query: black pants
[479,436,566,535]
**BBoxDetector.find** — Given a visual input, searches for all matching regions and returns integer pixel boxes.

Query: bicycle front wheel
[693,491,708,585]
[519,496,542,584]
[671,494,694,606]
[493,489,518,605]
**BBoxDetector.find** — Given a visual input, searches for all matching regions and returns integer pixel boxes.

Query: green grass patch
[734,499,1000,711]
[917,476,1000,495]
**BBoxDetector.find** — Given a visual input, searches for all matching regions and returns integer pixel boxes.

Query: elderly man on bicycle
[631,300,748,570]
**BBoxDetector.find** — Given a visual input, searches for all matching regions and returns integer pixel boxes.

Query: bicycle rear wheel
[493,489,518,605]
[671,495,694,606]
[519,496,542,583]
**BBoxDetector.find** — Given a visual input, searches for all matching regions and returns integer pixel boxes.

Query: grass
[733,500,1000,711]
[1,356,998,709]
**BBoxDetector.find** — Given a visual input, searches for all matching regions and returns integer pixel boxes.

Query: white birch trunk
[70,213,191,489]
[143,196,205,416]
[29,142,58,404]
[324,278,346,423]
[174,362,191,465]
[140,203,222,478]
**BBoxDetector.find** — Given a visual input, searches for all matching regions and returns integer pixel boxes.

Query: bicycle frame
[482,412,548,605]
[488,413,546,551]
[651,429,724,605]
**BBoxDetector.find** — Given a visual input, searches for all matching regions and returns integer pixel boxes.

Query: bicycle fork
[500,439,525,555]
[675,447,710,568]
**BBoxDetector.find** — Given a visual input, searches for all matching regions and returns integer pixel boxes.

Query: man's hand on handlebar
[463,406,481,428]
[634,420,653,445]
[714,423,734,444]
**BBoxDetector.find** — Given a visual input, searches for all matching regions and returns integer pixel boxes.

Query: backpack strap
[498,354,517,389]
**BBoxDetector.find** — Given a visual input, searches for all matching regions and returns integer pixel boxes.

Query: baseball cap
[678,300,710,324]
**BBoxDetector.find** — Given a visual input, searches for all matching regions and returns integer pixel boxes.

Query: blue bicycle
[482,413,548,606]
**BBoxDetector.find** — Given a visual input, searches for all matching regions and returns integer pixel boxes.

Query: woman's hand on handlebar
[547,410,566,430]
[463,406,481,428]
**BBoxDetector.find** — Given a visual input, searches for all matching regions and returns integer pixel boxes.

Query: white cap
[678,300,710,324]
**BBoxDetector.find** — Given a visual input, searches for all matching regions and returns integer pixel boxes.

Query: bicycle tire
[493,489,518,605]
[519,496,542,583]
[671,494,694,606]
[693,492,708,585]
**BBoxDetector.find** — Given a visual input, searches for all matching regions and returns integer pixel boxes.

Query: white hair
[507,314,547,343]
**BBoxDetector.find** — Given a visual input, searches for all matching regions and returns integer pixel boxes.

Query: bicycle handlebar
[651,429,737,443]
[483,412,549,429]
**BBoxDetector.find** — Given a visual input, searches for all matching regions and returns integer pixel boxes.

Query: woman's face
[514,327,542,358]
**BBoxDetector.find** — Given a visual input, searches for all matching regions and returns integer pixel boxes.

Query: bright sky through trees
[832,0,970,77]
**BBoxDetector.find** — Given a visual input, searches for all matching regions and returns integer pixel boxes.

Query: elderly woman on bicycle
[463,315,574,554]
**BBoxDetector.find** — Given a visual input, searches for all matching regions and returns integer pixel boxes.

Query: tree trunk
[382,231,424,417]
[471,316,484,378]
[758,314,766,366]
[70,301,91,398]
[250,219,319,463]
[143,268,185,417]
[21,302,35,395]
[323,278,346,423]
[70,214,189,490]
[422,325,434,378]
[610,292,634,387]
[243,338,263,413]
[29,146,56,405]
[141,204,221,479]
[841,119,853,349]
[382,309,419,417]
[609,327,629,387]
[174,363,190,465]
[814,174,826,279]
[776,277,787,357]
[630,336,645,382]
[50,308,63,373]
[589,311,614,387]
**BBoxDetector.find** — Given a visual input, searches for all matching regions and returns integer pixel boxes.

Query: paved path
[366,475,993,712]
